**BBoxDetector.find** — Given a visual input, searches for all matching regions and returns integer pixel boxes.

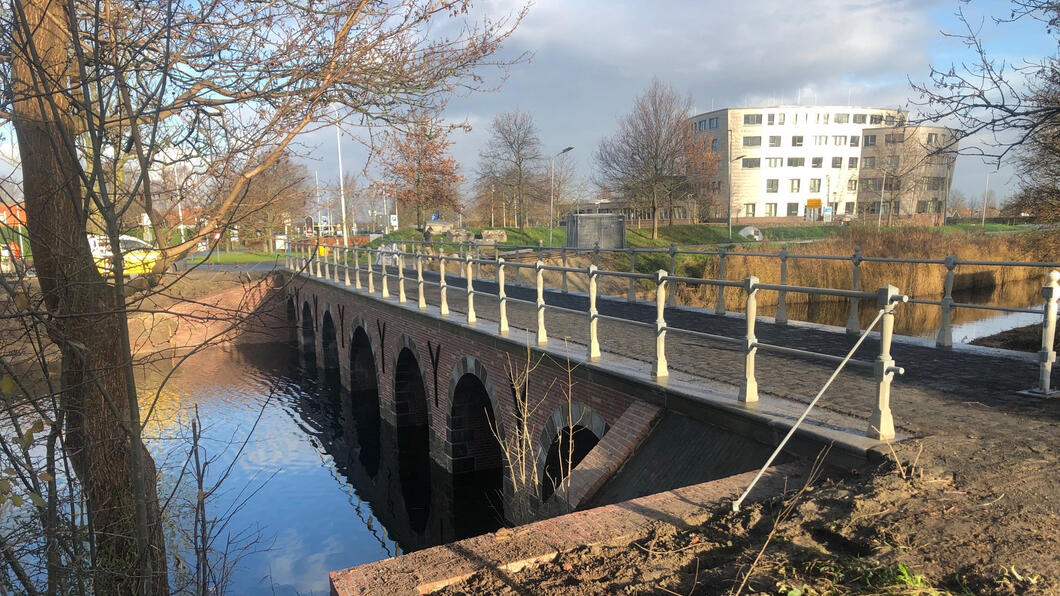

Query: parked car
[93,235,162,276]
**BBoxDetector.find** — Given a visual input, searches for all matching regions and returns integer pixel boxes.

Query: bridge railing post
[439,255,449,317]
[627,248,636,302]
[498,258,509,335]
[367,248,376,294]
[536,260,547,346]
[588,265,600,361]
[417,252,426,310]
[776,247,788,325]
[380,248,390,298]
[561,246,568,293]
[328,246,335,281]
[653,270,668,379]
[466,254,476,325]
[397,247,407,304]
[353,247,362,289]
[739,276,759,403]
[846,246,863,334]
[869,285,905,440]
[344,248,351,286]
[313,244,321,278]
[1035,270,1059,395]
[714,248,727,314]
[936,255,957,348]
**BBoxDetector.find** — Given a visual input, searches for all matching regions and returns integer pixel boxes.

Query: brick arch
[446,356,505,470]
[537,403,610,502]
[300,300,316,362]
[346,316,382,478]
[392,333,432,534]
[320,308,340,376]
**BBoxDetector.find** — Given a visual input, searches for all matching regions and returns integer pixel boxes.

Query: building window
[786,202,799,216]
[834,113,850,123]
[809,178,821,193]
[766,179,779,193]
[864,134,877,146]
[709,117,719,129]
[845,202,855,214]
[862,156,876,169]
[850,135,860,147]
[884,178,902,191]
[870,114,883,124]
[742,158,761,168]
[743,136,762,147]
[792,135,803,147]
[926,132,939,144]
[765,203,778,217]
[767,113,775,125]
[812,157,823,168]
[886,155,900,168]
[744,113,763,125]
[885,133,905,144]
[832,135,847,146]
[926,177,945,191]
[863,178,882,192]
[814,135,828,145]
[744,203,756,217]
[831,157,843,168]
[848,157,859,168]
[885,115,895,126]
[766,157,784,168]
[790,179,801,192]
[777,113,786,125]
[787,157,805,167]
[848,179,858,191]
[711,138,719,151]
[769,135,781,147]
[853,113,867,124]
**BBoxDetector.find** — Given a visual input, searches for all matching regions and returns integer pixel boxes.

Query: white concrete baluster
[869,285,905,440]
[653,270,669,379]
[497,258,509,335]
[439,255,449,317]
[561,246,569,293]
[776,247,788,325]
[417,253,426,310]
[466,255,476,325]
[536,260,547,345]
[397,248,407,304]
[381,250,390,298]
[846,246,863,334]
[739,276,759,403]
[367,249,375,294]
[936,255,957,347]
[353,248,362,290]
[344,248,351,286]
[1036,270,1059,395]
[588,265,600,361]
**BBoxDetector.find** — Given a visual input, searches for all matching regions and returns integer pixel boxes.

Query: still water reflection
[140,343,499,595]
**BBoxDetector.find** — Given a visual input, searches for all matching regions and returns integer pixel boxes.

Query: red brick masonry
[329,462,803,595]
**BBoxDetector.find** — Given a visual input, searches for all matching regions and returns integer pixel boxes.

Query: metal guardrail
[287,241,1059,416]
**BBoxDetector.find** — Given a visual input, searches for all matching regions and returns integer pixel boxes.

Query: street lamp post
[334,105,349,246]
[549,146,574,247]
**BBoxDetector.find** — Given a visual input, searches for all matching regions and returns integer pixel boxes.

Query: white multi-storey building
[691,105,911,221]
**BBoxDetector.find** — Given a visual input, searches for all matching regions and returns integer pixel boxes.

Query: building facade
[854,125,959,218]
[691,106,957,223]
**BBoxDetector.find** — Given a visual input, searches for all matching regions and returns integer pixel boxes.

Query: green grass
[187,251,283,265]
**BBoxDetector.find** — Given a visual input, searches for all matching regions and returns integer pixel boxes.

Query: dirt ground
[972,323,1056,353]
[436,323,1060,596]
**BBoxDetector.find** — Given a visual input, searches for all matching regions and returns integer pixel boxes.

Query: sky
[295,0,1058,217]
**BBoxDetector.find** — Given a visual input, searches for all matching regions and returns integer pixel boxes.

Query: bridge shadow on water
[240,340,506,556]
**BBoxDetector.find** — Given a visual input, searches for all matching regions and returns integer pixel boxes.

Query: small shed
[565,213,626,249]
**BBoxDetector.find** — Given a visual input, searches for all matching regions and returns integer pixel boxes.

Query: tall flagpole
[334,105,349,246]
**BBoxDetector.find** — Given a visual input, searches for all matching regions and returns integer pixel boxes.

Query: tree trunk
[10,1,168,593]
[651,190,659,239]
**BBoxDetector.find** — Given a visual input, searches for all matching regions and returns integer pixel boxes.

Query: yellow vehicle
[92,235,163,276]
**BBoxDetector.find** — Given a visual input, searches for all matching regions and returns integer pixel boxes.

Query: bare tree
[595,78,718,239]
[2,0,525,592]
[479,110,543,230]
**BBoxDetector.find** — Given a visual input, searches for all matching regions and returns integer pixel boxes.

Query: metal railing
[357,239,1057,349]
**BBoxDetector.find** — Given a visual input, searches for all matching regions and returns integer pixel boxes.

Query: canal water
[140,343,499,595]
